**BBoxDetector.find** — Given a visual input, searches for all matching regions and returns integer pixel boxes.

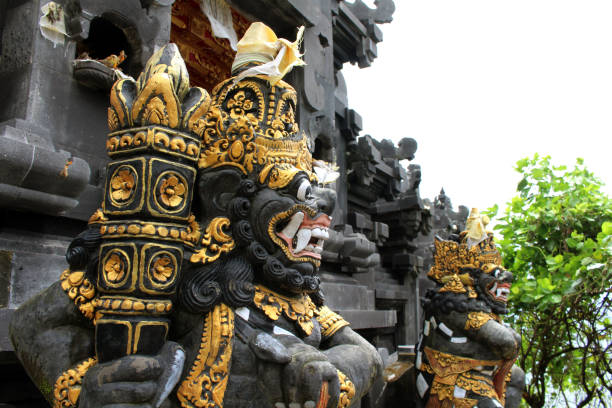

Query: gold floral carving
[177,303,234,408]
[109,167,136,204]
[212,80,265,123]
[190,217,235,264]
[227,90,255,121]
[252,285,317,336]
[152,255,174,282]
[53,357,97,408]
[337,370,355,408]
[104,253,126,282]
[159,174,187,207]
[465,312,500,331]
[60,270,96,320]
[315,306,349,338]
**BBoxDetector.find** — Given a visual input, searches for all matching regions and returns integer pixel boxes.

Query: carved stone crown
[106,44,210,164]
[428,234,503,284]
[198,75,315,189]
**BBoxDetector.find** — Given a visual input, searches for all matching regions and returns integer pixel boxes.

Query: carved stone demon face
[193,76,336,296]
[250,174,335,280]
[469,264,513,314]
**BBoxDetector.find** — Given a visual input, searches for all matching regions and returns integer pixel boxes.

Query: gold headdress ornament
[197,22,325,190]
[428,208,502,294]
[231,22,305,86]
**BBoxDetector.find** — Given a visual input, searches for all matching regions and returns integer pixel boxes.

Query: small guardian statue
[416,209,525,408]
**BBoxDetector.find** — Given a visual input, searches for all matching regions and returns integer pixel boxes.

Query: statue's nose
[312,186,336,216]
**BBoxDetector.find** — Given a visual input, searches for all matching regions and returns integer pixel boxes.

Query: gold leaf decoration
[132,72,181,128]
[53,357,97,408]
[87,209,107,224]
[315,305,350,338]
[177,303,234,408]
[104,253,125,283]
[427,235,503,293]
[109,166,136,204]
[152,255,174,283]
[190,217,235,264]
[337,370,356,408]
[159,174,186,207]
[198,78,317,189]
[252,285,316,336]
[59,269,96,321]
[464,311,500,331]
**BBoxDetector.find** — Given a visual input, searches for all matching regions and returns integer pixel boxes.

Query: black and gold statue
[10,22,381,408]
[416,209,525,408]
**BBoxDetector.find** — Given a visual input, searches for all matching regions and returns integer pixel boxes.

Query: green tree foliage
[487,155,612,408]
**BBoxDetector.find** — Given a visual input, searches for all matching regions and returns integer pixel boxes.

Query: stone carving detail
[10,22,382,408]
[416,209,525,408]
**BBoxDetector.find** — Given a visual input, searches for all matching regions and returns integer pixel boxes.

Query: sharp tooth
[313,246,323,254]
[317,238,324,247]
[305,244,315,251]
[490,282,497,294]
[294,228,311,253]
[281,212,304,239]
[311,228,322,238]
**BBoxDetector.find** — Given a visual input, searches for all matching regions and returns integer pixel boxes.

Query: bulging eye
[296,179,312,201]
[494,269,501,278]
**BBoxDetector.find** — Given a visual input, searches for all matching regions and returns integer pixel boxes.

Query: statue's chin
[485,296,508,315]
[291,261,316,277]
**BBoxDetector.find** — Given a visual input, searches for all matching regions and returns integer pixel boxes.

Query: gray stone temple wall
[0,1,467,405]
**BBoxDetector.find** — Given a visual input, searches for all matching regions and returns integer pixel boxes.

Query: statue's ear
[196,168,244,217]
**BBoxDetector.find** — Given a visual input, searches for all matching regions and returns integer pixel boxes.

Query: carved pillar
[94,44,207,361]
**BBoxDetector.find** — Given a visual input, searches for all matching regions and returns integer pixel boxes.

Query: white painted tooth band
[281,211,304,239]
[294,228,311,253]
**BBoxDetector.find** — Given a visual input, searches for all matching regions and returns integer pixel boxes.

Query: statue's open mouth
[269,205,331,266]
[488,281,511,302]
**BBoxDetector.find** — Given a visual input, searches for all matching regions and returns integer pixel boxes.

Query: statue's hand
[80,341,185,408]
[250,332,340,408]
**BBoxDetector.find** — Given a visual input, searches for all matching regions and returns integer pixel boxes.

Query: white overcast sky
[342,0,612,214]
